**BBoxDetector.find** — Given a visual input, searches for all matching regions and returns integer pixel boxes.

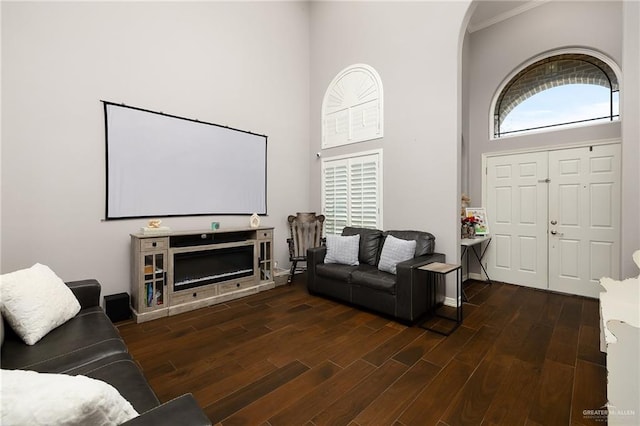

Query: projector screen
[104,102,267,220]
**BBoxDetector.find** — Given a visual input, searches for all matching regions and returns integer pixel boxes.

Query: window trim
[489,48,623,141]
[321,149,383,235]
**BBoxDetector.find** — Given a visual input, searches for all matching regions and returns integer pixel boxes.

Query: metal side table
[461,236,492,301]
[418,262,463,336]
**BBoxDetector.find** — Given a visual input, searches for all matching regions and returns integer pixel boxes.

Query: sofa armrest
[395,253,446,322]
[307,246,326,265]
[121,394,211,426]
[396,255,442,271]
[306,246,327,293]
[66,279,101,309]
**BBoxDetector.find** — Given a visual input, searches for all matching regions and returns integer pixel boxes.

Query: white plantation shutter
[323,161,349,235]
[322,151,382,235]
[350,157,378,228]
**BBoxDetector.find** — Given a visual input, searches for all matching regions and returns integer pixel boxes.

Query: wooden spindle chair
[287,212,325,284]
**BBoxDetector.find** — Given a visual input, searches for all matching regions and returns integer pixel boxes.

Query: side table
[461,235,492,283]
[418,262,463,336]
[461,236,492,301]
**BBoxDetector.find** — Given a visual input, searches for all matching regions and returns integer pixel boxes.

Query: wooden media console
[130,227,274,323]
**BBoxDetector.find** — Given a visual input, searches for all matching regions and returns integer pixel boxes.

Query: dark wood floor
[118,277,607,426]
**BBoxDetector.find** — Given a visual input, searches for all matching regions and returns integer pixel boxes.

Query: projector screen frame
[102,101,268,220]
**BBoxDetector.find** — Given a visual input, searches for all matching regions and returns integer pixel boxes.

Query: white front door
[484,143,621,298]
[548,144,621,298]
[485,152,549,289]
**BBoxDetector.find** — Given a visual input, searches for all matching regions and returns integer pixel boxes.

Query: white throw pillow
[0,263,81,345]
[378,235,417,275]
[0,369,138,425]
[324,234,360,266]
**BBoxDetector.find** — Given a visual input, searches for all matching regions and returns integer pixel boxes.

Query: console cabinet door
[257,229,273,283]
[131,236,169,320]
[139,251,166,311]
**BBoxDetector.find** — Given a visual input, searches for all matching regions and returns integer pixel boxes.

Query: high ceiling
[467,1,548,33]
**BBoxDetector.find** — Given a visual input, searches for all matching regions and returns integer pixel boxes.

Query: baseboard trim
[443,273,489,307]
[468,272,487,281]
[444,296,460,307]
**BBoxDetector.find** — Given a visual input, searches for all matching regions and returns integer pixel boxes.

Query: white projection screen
[104,102,267,219]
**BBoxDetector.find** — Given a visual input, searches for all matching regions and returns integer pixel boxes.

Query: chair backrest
[288,213,325,258]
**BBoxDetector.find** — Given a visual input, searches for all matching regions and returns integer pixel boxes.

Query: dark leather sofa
[0,279,211,426]
[307,227,445,323]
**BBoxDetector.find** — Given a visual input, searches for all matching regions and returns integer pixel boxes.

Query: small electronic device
[104,293,132,323]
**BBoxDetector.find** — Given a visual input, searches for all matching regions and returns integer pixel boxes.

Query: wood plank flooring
[117,277,607,425]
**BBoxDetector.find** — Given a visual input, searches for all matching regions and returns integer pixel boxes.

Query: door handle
[550,230,557,235]
[550,230,564,237]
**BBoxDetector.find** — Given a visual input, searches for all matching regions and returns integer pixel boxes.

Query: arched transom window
[493,53,620,138]
[322,64,383,148]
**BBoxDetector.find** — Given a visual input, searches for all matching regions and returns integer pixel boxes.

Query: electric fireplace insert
[172,245,254,292]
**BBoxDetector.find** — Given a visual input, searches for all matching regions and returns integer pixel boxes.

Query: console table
[460,236,492,283]
[460,236,492,301]
[130,227,274,323]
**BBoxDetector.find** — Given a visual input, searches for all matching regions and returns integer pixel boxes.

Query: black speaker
[104,293,131,323]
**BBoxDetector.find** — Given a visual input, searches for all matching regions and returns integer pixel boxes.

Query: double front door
[484,144,620,298]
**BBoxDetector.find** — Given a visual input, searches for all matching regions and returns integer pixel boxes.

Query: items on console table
[130,227,274,323]
[140,219,171,235]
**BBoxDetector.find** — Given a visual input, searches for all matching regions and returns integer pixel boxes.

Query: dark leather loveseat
[307,227,445,323]
[0,279,211,426]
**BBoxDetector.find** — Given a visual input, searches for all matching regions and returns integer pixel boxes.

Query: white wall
[309,1,472,300]
[462,30,472,197]
[1,2,311,296]
[467,1,622,205]
[464,0,640,276]
[7,0,629,306]
[621,0,640,278]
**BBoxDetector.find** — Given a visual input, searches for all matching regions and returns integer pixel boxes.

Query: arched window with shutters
[491,50,620,139]
[322,64,383,148]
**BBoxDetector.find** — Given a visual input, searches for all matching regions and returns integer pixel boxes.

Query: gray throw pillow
[378,235,416,274]
[325,234,360,266]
